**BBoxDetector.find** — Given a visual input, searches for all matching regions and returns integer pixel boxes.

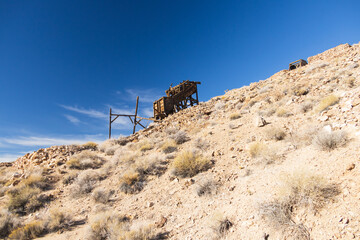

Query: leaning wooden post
[133,96,139,134]
[109,108,112,139]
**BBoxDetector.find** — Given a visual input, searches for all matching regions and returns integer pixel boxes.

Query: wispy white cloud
[0,135,105,147]
[60,105,107,119]
[0,153,22,163]
[142,107,154,118]
[117,88,162,103]
[64,114,80,124]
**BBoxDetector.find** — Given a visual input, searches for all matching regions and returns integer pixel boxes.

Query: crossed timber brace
[109,96,155,139]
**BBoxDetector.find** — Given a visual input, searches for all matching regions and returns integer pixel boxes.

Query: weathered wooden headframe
[289,59,308,70]
[153,80,201,120]
[109,96,155,139]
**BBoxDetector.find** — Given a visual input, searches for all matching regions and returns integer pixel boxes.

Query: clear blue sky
[0,0,359,161]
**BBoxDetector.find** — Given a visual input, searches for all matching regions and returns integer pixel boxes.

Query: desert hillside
[1,42,360,240]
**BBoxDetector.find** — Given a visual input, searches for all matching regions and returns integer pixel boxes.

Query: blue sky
[0,0,359,162]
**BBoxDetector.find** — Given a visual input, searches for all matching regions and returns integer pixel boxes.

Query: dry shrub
[82,141,98,150]
[98,139,123,155]
[134,155,166,177]
[196,179,218,196]
[248,142,267,158]
[277,169,340,211]
[6,174,50,214]
[45,208,72,232]
[194,138,209,151]
[261,169,339,239]
[316,94,339,112]
[260,201,310,240]
[137,140,153,152]
[0,209,20,238]
[313,129,348,151]
[9,220,44,240]
[229,113,241,120]
[71,170,101,197]
[22,174,48,190]
[299,101,314,113]
[170,130,189,144]
[265,127,286,141]
[345,76,356,88]
[210,213,232,237]
[119,170,144,194]
[120,224,157,240]
[293,85,309,96]
[171,151,212,178]
[67,150,104,170]
[92,188,112,204]
[161,140,177,154]
[276,107,291,117]
[87,212,129,240]
[63,171,78,185]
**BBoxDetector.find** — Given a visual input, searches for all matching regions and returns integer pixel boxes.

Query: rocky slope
[1,42,360,240]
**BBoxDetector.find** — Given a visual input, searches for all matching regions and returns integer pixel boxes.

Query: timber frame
[109,96,156,138]
[153,80,201,120]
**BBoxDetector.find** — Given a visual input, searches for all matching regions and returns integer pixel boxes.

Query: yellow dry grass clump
[229,113,241,120]
[316,94,339,112]
[81,141,98,150]
[9,220,44,240]
[161,139,177,153]
[277,169,340,210]
[66,151,104,170]
[171,151,211,178]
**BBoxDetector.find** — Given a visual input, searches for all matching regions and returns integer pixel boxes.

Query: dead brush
[119,169,144,194]
[194,137,210,151]
[66,150,104,170]
[81,141,98,150]
[278,169,340,211]
[6,174,50,214]
[137,140,153,152]
[0,209,20,238]
[229,112,241,120]
[248,141,279,164]
[170,130,190,144]
[71,170,101,197]
[196,179,218,196]
[210,213,233,238]
[87,211,130,240]
[171,151,212,178]
[45,208,73,232]
[92,188,112,204]
[9,220,44,240]
[260,168,339,240]
[161,139,177,154]
[265,127,286,141]
[316,94,339,112]
[313,129,348,151]
[260,201,310,240]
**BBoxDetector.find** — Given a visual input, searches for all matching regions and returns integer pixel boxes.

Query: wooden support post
[109,108,112,139]
[133,96,139,134]
[195,89,199,104]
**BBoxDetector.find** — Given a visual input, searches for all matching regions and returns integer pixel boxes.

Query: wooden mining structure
[153,80,201,120]
[289,59,308,70]
[109,80,200,138]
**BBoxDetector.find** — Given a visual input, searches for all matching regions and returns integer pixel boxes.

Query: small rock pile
[13,145,84,171]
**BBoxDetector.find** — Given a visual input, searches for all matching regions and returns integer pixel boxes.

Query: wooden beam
[133,96,139,134]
